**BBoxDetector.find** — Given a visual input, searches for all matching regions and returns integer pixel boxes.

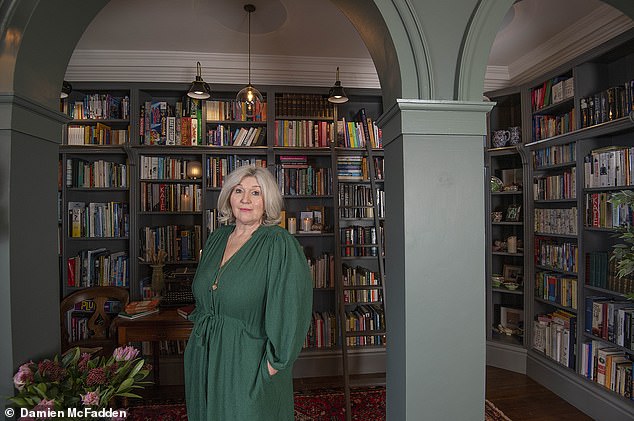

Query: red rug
[124,389,510,421]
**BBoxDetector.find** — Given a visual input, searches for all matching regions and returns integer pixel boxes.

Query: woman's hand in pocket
[267,361,278,377]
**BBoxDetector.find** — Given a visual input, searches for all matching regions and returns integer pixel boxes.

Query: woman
[184,165,312,420]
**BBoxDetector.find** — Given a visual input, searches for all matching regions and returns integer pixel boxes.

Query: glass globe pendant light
[236,4,263,118]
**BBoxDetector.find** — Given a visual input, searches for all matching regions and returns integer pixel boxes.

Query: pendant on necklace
[211,283,218,291]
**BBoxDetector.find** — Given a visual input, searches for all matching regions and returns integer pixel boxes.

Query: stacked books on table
[177,304,196,320]
[118,299,160,319]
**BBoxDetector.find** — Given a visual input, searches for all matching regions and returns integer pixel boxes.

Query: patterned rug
[124,388,510,421]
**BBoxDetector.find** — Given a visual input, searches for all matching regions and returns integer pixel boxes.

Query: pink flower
[81,390,100,406]
[13,364,34,390]
[77,353,91,372]
[112,346,139,362]
[32,398,55,414]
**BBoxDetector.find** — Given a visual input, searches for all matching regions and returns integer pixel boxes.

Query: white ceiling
[68,0,633,92]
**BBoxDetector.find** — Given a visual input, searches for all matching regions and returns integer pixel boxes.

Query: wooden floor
[485,366,593,421]
[141,367,594,420]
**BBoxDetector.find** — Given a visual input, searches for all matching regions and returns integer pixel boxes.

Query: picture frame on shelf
[503,264,523,285]
[505,204,521,222]
[307,205,325,225]
[500,306,523,329]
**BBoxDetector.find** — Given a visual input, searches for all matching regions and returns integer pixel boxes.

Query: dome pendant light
[187,61,211,99]
[236,4,263,118]
[60,80,72,99]
[328,67,348,104]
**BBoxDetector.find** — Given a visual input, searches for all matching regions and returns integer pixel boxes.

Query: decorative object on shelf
[328,67,349,104]
[236,4,264,118]
[9,346,151,415]
[508,126,521,145]
[503,264,523,285]
[502,282,520,290]
[491,211,503,223]
[60,80,72,99]
[505,203,521,222]
[507,236,517,253]
[491,129,510,148]
[187,61,211,100]
[491,274,504,288]
[151,264,166,296]
[186,160,203,179]
[490,176,504,192]
[287,217,297,234]
[500,307,523,330]
[301,215,313,232]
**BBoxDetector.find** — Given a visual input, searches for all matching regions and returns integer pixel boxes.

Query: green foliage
[8,346,151,417]
[608,191,634,299]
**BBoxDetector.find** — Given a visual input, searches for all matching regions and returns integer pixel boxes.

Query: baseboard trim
[486,340,527,374]
[527,351,634,421]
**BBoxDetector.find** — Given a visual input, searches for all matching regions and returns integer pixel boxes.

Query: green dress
[184,224,312,420]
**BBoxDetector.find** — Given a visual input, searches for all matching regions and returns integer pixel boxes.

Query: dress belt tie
[192,313,217,346]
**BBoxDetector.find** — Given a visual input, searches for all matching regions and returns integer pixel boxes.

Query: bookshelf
[485,89,529,367]
[59,82,384,382]
[521,30,634,420]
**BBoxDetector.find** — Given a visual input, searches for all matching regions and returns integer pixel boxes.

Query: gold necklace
[210,228,256,291]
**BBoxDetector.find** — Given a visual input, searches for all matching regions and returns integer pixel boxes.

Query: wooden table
[116,309,193,385]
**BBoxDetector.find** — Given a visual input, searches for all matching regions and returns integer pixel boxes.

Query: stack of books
[117,299,160,319]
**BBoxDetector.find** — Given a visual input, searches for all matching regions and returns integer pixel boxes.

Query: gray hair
[217,165,283,226]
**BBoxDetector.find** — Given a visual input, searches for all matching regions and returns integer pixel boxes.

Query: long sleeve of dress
[264,230,312,372]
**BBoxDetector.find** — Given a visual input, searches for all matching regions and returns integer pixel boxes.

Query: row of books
[206,156,266,188]
[205,209,222,235]
[140,225,202,263]
[275,93,334,119]
[65,158,128,188]
[534,208,578,236]
[580,341,633,400]
[70,299,123,313]
[206,125,265,146]
[338,115,383,149]
[343,288,382,304]
[66,316,91,342]
[534,271,578,309]
[336,155,365,181]
[140,98,203,146]
[68,201,129,238]
[307,253,335,289]
[580,81,634,129]
[342,265,381,287]
[532,142,576,168]
[273,120,334,148]
[531,76,574,112]
[67,123,129,145]
[532,310,577,369]
[345,304,386,347]
[206,99,267,122]
[304,311,337,350]
[63,94,130,120]
[338,185,384,219]
[531,110,575,142]
[341,226,379,257]
[139,182,202,212]
[586,251,634,294]
[139,339,189,356]
[275,164,333,196]
[584,192,634,229]
[139,156,197,180]
[534,237,578,273]
[533,168,576,201]
[584,146,634,188]
[66,248,129,288]
[586,296,634,349]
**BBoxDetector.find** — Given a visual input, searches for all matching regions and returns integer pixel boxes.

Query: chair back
[60,286,129,354]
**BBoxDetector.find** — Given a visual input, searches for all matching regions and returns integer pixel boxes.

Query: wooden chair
[60,286,130,357]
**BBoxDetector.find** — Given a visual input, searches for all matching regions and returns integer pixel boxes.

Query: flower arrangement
[8,346,151,419]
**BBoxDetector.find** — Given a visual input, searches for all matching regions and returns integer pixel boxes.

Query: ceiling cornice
[485,4,634,91]
[65,50,381,89]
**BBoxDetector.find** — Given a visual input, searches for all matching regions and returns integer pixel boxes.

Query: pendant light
[60,81,72,99]
[187,61,211,99]
[328,67,348,104]
[236,4,263,117]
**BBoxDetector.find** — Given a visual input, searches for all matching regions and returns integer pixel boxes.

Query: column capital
[377,99,494,146]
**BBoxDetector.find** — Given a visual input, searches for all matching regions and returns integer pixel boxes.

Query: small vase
[151,264,165,296]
